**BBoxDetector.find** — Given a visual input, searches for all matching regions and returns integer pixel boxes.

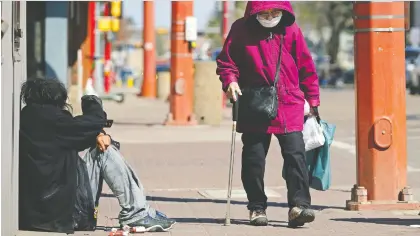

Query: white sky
[123,0,219,30]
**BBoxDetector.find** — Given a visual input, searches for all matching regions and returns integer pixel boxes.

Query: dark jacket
[216,1,320,134]
[19,97,106,233]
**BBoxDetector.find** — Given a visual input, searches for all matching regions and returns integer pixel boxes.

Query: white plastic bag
[304,100,310,115]
[303,116,325,151]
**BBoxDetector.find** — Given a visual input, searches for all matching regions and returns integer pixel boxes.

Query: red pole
[221,1,228,108]
[103,2,111,93]
[222,1,228,42]
[140,1,157,98]
[104,37,111,93]
[88,2,96,80]
[165,1,196,125]
[346,2,420,211]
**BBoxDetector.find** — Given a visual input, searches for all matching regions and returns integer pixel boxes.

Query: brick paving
[69,89,420,236]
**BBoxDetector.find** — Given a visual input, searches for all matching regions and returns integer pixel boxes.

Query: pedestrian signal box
[185,16,197,42]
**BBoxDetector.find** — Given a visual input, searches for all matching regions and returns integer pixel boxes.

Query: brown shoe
[288,207,315,228]
[249,209,268,226]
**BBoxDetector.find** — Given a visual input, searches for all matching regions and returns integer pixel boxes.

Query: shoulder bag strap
[273,35,284,86]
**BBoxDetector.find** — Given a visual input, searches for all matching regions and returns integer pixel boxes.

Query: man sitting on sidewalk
[19,78,176,234]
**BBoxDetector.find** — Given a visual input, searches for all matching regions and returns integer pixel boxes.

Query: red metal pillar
[165,1,197,125]
[104,37,112,93]
[140,0,157,98]
[346,2,419,211]
[222,1,228,43]
[89,2,96,80]
[221,1,228,108]
[104,1,112,93]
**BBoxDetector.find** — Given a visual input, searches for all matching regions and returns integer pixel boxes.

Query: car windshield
[406,49,420,60]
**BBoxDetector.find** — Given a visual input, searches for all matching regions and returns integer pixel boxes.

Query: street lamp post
[140,0,156,98]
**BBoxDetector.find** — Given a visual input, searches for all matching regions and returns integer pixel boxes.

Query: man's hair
[20,78,72,111]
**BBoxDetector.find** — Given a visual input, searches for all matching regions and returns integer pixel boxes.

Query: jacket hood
[244,1,295,27]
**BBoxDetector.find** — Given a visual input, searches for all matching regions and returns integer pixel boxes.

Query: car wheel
[409,74,419,95]
[409,86,417,95]
[415,75,420,95]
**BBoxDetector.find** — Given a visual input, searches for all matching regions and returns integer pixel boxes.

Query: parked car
[406,46,420,62]
[336,47,420,89]
[211,47,222,61]
[313,54,330,86]
[342,68,354,85]
[406,46,420,93]
[409,55,420,95]
[156,62,170,73]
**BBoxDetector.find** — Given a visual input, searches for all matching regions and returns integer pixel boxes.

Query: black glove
[81,95,103,113]
[312,106,320,123]
[312,107,319,116]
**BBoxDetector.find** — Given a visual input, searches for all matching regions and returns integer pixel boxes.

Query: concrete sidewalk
[72,90,420,236]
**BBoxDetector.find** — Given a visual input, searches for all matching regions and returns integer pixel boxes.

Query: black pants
[241,132,311,210]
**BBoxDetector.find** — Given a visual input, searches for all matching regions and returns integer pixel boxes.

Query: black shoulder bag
[238,35,284,123]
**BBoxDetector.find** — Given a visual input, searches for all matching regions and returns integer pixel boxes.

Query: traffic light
[110,1,122,32]
[98,17,111,32]
[111,1,122,19]
[111,18,120,32]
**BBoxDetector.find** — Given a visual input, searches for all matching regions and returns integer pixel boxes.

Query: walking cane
[224,92,239,226]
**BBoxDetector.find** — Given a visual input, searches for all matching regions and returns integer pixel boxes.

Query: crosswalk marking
[331,140,420,173]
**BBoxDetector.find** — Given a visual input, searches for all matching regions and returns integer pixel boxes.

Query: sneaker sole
[250,216,268,226]
[131,221,177,233]
[148,221,177,232]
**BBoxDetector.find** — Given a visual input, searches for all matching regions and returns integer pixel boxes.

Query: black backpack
[73,157,103,231]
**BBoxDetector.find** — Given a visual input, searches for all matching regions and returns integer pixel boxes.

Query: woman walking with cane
[216,1,320,228]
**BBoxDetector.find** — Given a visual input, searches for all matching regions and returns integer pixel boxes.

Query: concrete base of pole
[164,113,198,126]
[193,61,222,126]
[157,71,171,101]
[346,185,420,211]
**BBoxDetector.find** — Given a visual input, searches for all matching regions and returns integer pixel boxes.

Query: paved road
[71,89,420,236]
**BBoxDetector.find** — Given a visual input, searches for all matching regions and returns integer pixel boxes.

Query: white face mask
[256,15,282,28]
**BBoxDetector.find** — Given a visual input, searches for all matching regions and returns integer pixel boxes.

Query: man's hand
[310,106,320,123]
[96,133,111,152]
[226,82,242,102]
[310,106,319,117]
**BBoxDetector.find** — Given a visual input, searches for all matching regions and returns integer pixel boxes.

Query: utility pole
[103,1,112,93]
[347,2,420,211]
[221,1,228,109]
[94,1,104,95]
[222,1,229,42]
[165,1,197,125]
[87,1,96,87]
[140,0,156,98]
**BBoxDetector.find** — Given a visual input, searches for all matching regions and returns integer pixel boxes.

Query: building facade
[1,1,89,235]
[1,1,26,235]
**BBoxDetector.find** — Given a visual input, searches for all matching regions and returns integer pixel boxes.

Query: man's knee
[88,145,122,166]
[102,145,122,159]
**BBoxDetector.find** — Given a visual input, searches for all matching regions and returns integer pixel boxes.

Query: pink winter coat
[216,1,320,134]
